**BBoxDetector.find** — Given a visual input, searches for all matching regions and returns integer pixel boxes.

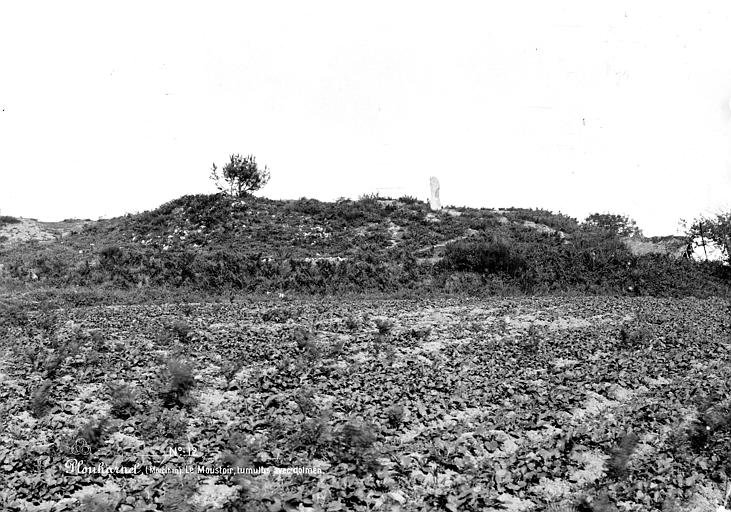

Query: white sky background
[1,2,731,236]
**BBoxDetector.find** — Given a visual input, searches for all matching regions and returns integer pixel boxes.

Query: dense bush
[0,215,21,226]
[398,195,421,205]
[584,212,642,237]
[501,208,580,234]
[441,238,528,277]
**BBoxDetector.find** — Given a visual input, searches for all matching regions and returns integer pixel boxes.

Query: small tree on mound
[685,211,731,265]
[210,154,270,197]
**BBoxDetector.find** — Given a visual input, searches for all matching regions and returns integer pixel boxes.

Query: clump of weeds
[332,418,380,473]
[108,383,141,419]
[160,358,196,408]
[30,379,54,417]
[385,404,405,428]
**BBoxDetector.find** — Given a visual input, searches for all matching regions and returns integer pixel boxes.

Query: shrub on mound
[0,215,21,226]
[441,238,527,277]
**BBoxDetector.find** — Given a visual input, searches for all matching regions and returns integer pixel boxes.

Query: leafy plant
[98,245,124,269]
[607,432,639,478]
[221,359,243,388]
[292,326,321,361]
[43,351,64,378]
[293,387,318,417]
[0,299,29,333]
[544,502,592,512]
[523,323,546,353]
[687,396,731,452]
[332,419,378,470]
[74,417,109,456]
[291,326,314,349]
[373,318,394,355]
[141,406,188,441]
[160,358,196,408]
[159,473,198,512]
[30,379,53,417]
[108,383,140,419]
[262,307,294,323]
[329,336,348,357]
[385,404,405,428]
[406,326,431,341]
[343,315,360,331]
[157,319,193,345]
[169,319,192,343]
[374,318,394,335]
[78,492,124,512]
[291,413,331,458]
[618,324,651,349]
[88,330,107,352]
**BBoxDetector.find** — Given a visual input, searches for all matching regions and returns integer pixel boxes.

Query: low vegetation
[0,194,728,303]
[0,297,729,511]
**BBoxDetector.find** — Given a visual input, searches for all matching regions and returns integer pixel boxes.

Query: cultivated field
[1,296,730,511]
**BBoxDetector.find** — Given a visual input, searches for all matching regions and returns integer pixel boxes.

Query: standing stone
[429,177,441,211]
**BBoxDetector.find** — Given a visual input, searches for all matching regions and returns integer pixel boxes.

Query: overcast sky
[2,2,731,235]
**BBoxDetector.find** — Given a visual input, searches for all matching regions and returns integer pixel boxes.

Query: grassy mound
[0,194,728,299]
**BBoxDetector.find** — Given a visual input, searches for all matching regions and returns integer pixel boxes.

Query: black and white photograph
[1,2,731,511]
